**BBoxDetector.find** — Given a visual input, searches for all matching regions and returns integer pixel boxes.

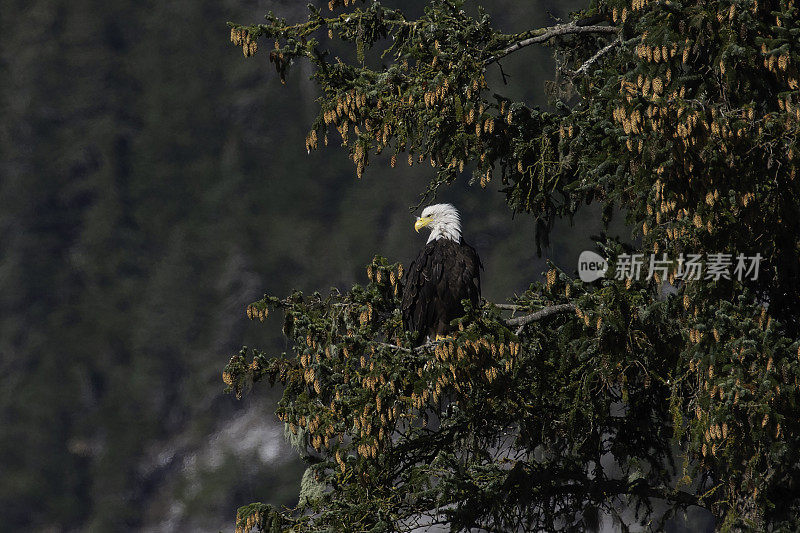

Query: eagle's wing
[401,243,438,343]
[456,239,482,310]
[402,240,482,343]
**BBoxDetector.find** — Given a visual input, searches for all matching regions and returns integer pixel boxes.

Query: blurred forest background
[0,0,616,530]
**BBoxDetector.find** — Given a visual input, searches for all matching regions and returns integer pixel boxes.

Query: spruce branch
[229,0,800,528]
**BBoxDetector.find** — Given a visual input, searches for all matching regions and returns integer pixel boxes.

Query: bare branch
[627,480,702,508]
[376,340,442,354]
[570,36,622,76]
[484,23,617,66]
[505,303,575,334]
[494,303,523,310]
[505,303,575,327]
[375,341,413,353]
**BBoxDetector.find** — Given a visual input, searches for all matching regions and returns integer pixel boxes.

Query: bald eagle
[401,204,482,344]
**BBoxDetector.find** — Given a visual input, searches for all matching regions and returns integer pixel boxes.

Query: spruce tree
[225,1,800,530]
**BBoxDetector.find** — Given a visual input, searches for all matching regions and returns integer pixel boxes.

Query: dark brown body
[401,238,482,344]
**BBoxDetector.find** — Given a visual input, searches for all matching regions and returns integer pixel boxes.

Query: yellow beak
[414,217,432,232]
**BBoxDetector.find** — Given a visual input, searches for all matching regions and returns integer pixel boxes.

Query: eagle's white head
[414,203,462,244]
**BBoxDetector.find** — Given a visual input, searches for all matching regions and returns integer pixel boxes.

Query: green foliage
[229,0,592,251]
[235,503,290,533]
[3,0,570,530]
[228,0,800,531]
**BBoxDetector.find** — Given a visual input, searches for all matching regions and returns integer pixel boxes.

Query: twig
[484,23,617,66]
[498,61,510,85]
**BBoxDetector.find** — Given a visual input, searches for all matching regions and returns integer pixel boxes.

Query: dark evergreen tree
[225,0,800,531]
